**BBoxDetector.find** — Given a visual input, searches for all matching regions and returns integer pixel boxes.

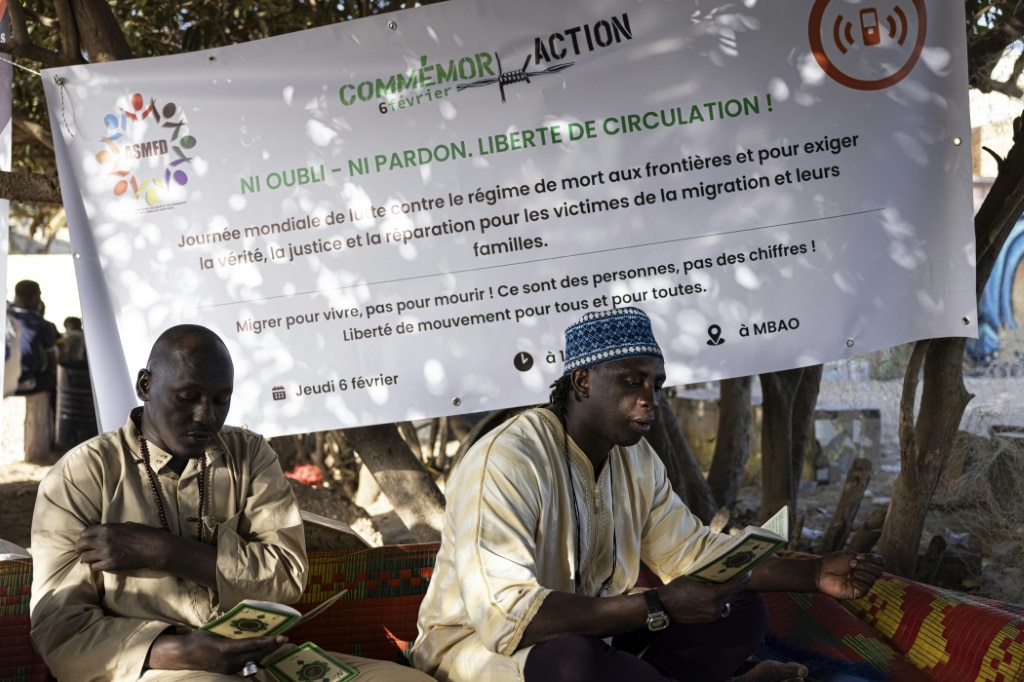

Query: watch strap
[643,589,670,631]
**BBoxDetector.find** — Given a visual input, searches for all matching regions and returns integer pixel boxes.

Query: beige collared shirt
[410,408,734,682]
[30,413,307,682]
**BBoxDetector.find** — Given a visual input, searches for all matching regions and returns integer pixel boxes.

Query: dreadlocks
[547,374,572,420]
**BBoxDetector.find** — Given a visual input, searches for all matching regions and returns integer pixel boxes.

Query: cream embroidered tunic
[410,408,735,681]
[30,414,307,682]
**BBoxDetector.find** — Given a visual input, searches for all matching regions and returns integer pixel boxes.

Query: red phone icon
[860,8,880,46]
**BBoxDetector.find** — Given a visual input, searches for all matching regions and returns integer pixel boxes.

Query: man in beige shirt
[412,307,884,682]
[31,324,431,681]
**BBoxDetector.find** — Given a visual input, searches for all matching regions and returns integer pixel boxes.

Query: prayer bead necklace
[133,408,208,542]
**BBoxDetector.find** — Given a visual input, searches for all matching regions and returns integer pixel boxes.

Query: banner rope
[51,75,73,139]
[0,55,40,77]
[0,58,74,139]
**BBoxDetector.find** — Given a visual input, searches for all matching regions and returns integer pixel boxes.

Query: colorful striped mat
[4,545,1024,681]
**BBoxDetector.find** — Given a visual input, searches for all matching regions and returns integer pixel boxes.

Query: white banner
[44,0,975,435]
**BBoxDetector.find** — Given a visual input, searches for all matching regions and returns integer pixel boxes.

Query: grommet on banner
[962,316,971,325]
[451,397,462,407]
[846,338,855,348]
[388,20,398,30]
[952,137,963,146]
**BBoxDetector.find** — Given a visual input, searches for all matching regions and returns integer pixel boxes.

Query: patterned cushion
[288,544,440,663]
[4,547,1024,681]
[843,575,1024,681]
[762,590,931,680]
[0,558,42,682]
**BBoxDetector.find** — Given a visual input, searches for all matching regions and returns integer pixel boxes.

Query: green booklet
[200,590,347,639]
[266,642,358,682]
[687,506,788,583]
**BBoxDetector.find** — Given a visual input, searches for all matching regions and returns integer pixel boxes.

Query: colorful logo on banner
[808,0,927,91]
[94,93,198,206]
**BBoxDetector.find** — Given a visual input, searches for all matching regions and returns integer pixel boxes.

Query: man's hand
[816,551,884,600]
[146,631,288,673]
[75,522,176,573]
[658,572,751,623]
[76,522,220,589]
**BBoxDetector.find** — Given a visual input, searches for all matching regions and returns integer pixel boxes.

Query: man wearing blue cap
[411,307,883,682]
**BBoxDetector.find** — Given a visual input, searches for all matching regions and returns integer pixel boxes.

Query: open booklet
[686,506,789,584]
[200,589,347,639]
[264,642,359,682]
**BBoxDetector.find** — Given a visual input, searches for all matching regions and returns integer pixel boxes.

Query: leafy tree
[967,0,1024,96]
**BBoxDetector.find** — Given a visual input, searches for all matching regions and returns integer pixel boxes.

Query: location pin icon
[707,324,724,346]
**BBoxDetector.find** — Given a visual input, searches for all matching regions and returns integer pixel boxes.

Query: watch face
[646,613,671,631]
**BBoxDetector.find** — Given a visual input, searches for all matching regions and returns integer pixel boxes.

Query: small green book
[201,590,347,639]
[266,642,359,682]
[686,506,788,583]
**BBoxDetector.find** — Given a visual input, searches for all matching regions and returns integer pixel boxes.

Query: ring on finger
[720,602,732,619]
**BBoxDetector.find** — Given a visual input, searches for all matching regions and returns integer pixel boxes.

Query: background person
[4,304,22,397]
[9,279,57,394]
[59,315,87,365]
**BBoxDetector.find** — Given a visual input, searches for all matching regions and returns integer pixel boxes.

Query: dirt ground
[4,374,1024,603]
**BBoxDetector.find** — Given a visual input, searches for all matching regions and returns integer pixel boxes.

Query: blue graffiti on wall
[967,219,1024,366]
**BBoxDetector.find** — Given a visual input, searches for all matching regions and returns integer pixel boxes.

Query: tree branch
[4,1,62,67]
[0,170,62,203]
[53,0,85,66]
[67,0,133,63]
[898,339,929,478]
[13,111,54,151]
[967,11,1024,94]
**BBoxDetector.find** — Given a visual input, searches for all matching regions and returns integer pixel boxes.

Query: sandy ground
[4,375,1024,601]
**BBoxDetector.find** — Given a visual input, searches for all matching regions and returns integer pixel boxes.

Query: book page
[760,505,789,540]
[277,589,348,634]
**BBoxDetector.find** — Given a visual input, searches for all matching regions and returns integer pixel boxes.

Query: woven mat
[5,546,1024,681]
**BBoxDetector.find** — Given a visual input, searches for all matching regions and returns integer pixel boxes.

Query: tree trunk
[880,107,1024,576]
[878,339,972,575]
[64,0,134,63]
[344,423,445,543]
[648,400,716,523]
[758,368,812,526]
[820,457,872,553]
[791,365,823,486]
[707,376,752,510]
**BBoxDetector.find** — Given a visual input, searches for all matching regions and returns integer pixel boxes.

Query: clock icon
[513,352,534,372]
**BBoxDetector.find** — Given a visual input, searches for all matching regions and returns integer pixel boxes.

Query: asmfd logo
[94,92,198,207]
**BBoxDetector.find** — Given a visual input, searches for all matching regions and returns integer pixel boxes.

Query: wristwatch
[643,589,671,631]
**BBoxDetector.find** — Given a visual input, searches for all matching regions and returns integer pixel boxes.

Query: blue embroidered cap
[563,307,663,375]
